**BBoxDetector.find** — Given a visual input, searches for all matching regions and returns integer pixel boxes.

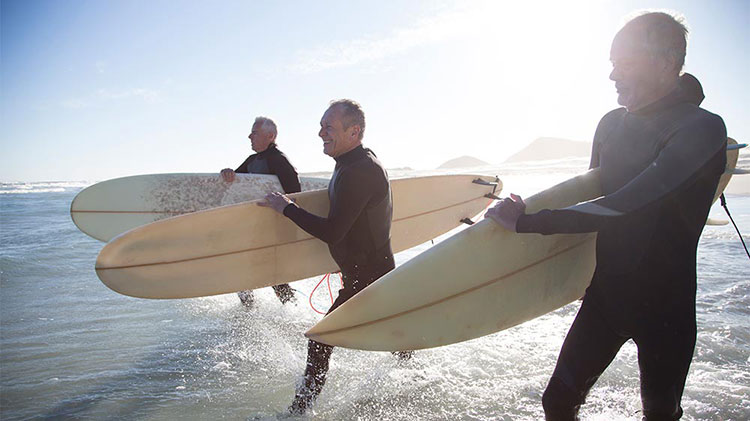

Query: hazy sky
[1,0,747,182]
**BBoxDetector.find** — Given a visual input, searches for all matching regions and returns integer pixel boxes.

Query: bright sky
[1,0,747,182]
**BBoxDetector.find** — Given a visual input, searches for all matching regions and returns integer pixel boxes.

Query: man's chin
[616,92,633,108]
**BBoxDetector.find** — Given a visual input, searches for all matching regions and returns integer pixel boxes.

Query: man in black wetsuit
[260,99,410,414]
[220,116,301,307]
[486,12,727,420]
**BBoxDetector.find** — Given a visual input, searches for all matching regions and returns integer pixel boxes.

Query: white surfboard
[306,138,740,351]
[95,174,500,299]
[705,218,729,226]
[71,173,330,242]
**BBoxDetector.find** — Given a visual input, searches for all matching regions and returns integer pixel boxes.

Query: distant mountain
[504,137,591,163]
[437,155,491,169]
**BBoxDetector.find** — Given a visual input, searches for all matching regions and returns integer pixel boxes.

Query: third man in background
[221,116,301,307]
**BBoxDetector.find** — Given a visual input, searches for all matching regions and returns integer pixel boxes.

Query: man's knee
[306,340,334,373]
[542,376,583,421]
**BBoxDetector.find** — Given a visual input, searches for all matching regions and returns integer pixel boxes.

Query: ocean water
[1,162,749,421]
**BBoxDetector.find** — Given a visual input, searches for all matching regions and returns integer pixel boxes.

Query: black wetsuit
[235,143,301,194]
[236,143,301,304]
[516,81,727,420]
[282,145,395,412]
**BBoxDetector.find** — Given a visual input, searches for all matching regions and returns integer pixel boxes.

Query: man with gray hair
[260,99,411,414]
[221,116,301,306]
[486,12,727,419]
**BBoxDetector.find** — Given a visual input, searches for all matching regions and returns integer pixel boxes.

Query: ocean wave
[0,181,94,194]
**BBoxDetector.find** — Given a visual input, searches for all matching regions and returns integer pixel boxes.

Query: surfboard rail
[306,138,740,351]
[94,174,500,299]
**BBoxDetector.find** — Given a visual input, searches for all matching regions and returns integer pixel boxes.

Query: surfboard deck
[95,174,500,299]
[306,138,740,351]
[71,173,330,242]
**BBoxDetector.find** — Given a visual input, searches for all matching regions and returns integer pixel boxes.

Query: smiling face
[609,25,679,112]
[318,105,362,158]
[248,121,275,153]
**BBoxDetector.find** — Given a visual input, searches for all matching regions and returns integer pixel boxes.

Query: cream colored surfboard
[71,173,330,242]
[306,139,740,351]
[95,174,500,299]
[715,138,741,202]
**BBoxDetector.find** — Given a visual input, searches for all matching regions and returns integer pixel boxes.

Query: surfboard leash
[308,272,343,314]
[720,193,750,260]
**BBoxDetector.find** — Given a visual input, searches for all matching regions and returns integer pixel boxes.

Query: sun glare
[416,1,615,162]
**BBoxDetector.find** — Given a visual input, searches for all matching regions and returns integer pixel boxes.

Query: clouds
[287,3,477,74]
[284,1,603,76]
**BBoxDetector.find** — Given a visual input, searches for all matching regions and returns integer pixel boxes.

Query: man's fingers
[220,170,235,183]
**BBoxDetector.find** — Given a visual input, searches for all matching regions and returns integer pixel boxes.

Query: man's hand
[484,193,526,232]
[220,168,236,183]
[258,192,294,214]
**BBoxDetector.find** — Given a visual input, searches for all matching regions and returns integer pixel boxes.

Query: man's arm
[220,156,252,183]
[576,113,726,216]
[486,195,606,234]
[589,139,600,170]
[261,170,373,245]
[514,114,726,235]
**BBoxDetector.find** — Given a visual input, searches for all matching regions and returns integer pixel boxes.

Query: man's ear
[349,125,361,141]
[663,52,680,74]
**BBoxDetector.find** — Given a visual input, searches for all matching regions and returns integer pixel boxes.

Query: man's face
[248,122,274,153]
[318,105,360,158]
[609,29,672,111]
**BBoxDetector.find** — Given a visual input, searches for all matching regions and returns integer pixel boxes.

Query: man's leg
[288,281,353,415]
[543,300,629,420]
[272,283,296,304]
[237,290,254,307]
[635,316,696,421]
[289,339,334,414]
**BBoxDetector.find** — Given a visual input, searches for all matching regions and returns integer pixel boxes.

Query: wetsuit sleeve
[267,153,301,194]
[589,139,600,169]
[518,113,727,235]
[283,169,372,244]
[517,209,605,234]
[517,112,611,234]
[588,109,620,170]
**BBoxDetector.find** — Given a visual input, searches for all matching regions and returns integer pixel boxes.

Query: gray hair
[254,116,278,138]
[622,11,689,72]
[329,99,365,141]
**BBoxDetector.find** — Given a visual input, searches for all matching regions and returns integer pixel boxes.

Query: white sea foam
[0,181,94,194]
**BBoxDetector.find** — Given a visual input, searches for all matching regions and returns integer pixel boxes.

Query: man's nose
[609,66,620,82]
